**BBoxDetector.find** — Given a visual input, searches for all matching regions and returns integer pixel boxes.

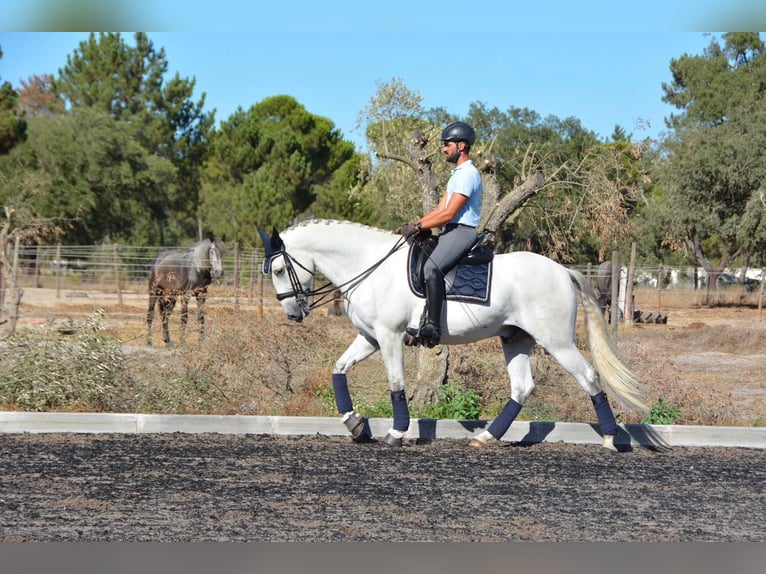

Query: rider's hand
[397,222,420,238]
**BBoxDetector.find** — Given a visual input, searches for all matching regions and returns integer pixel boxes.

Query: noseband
[274,249,316,316]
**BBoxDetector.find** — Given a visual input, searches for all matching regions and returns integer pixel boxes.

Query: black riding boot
[420,273,445,347]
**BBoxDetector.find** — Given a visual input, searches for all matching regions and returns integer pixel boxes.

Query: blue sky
[0,28,750,149]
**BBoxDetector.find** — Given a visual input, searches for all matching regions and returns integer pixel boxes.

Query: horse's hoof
[602,434,618,452]
[380,432,403,447]
[343,412,368,440]
[468,438,486,448]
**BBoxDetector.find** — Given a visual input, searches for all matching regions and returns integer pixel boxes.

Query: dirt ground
[1,433,764,542]
[2,286,765,542]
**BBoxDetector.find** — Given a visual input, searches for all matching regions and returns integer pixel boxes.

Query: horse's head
[259,227,314,322]
[208,235,226,281]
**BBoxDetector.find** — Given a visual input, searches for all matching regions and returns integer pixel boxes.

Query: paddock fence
[2,242,765,322]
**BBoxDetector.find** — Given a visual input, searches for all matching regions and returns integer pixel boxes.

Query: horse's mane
[191,238,212,264]
[284,219,391,238]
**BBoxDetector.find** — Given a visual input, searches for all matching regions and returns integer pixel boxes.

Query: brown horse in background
[146,236,226,346]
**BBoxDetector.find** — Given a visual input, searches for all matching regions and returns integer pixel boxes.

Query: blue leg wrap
[591,391,619,436]
[488,399,522,439]
[391,390,410,432]
[332,373,353,414]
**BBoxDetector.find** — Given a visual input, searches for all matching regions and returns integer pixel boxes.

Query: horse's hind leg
[470,333,535,447]
[332,333,380,442]
[542,342,620,452]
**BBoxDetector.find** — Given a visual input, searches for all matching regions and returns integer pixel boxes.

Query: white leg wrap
[340,411,354,423]
[468,430,494,447]
[387,428,405,440]
[602,434,617,452]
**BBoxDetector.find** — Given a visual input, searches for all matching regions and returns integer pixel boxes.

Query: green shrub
[0,310,126,411]
[417,382,482,420]
[642,397,681,425]
[317,381,482,420]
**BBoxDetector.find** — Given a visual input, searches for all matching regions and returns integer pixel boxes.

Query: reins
[273,235,409,314]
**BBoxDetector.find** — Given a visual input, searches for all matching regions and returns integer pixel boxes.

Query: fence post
[113,244,123,305]
[55,243,62,299]
[759,266,765,321]
[35,243,42,288]
[657,264,663,314]
[234,241,241,310]
[625,242,636,325]
[0,235,5,309]
[610,250,619,335]
[258,262,264,321]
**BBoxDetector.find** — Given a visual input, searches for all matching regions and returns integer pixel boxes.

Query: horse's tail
[568,268,648,414]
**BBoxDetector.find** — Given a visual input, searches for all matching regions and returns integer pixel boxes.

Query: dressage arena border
[1,411,765,449]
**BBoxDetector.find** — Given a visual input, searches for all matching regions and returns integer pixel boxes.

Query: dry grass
[8,284,766,426]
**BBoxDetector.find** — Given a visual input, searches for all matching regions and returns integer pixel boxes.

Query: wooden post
[35,243,42,288]
[625,242,636,325]
[257,266,264,321]
[234,241,241,310]
[657,264,663,314]
[0,237,4,309]
[55,243,62,299]
[610,250,619,335]
[758,266,765,321]
[7,234,23,334]
[113,244,123,305]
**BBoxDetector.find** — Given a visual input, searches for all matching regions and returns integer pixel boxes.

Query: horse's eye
[274,267,284,277]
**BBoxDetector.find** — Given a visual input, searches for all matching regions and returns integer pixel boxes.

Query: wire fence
[4,242,266,295]
[2,242,765,318]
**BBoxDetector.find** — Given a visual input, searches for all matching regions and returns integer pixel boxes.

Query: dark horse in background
[146,235,226,346]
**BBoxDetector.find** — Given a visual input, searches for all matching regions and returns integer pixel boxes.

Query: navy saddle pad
[406,242,493,303]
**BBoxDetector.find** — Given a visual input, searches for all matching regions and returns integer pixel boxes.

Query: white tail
[568,269,648,413]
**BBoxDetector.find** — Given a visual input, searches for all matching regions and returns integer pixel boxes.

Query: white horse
[260,219,647,450]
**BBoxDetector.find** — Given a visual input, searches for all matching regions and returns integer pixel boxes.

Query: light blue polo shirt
[446,160,483,227]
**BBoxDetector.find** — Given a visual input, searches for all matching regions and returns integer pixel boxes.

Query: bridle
[265,236,408,315]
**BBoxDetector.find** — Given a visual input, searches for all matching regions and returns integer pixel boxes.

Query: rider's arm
[415,193,469,230]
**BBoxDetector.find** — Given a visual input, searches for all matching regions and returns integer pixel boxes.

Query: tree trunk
[378,136,547,406]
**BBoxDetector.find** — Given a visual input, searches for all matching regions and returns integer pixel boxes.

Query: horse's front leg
[179,295,189,343]
[196,293,206,342]
[146,291,157,346]
[161,296,176,346]
[376,331,409,447]
[333,333,379,442]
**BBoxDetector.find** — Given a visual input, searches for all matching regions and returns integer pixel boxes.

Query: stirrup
[420,322,441,348]
[403,325,440,348]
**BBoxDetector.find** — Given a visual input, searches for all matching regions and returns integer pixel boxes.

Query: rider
[398,121,483,347]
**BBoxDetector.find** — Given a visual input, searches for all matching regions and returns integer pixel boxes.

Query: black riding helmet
[440,121,476,146]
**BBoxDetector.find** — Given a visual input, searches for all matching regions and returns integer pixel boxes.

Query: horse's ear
[259,228,282,275]
[270,226,283,250]
[258,229,273,256]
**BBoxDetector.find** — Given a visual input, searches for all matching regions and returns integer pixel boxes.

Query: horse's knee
[510,380,534,404]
